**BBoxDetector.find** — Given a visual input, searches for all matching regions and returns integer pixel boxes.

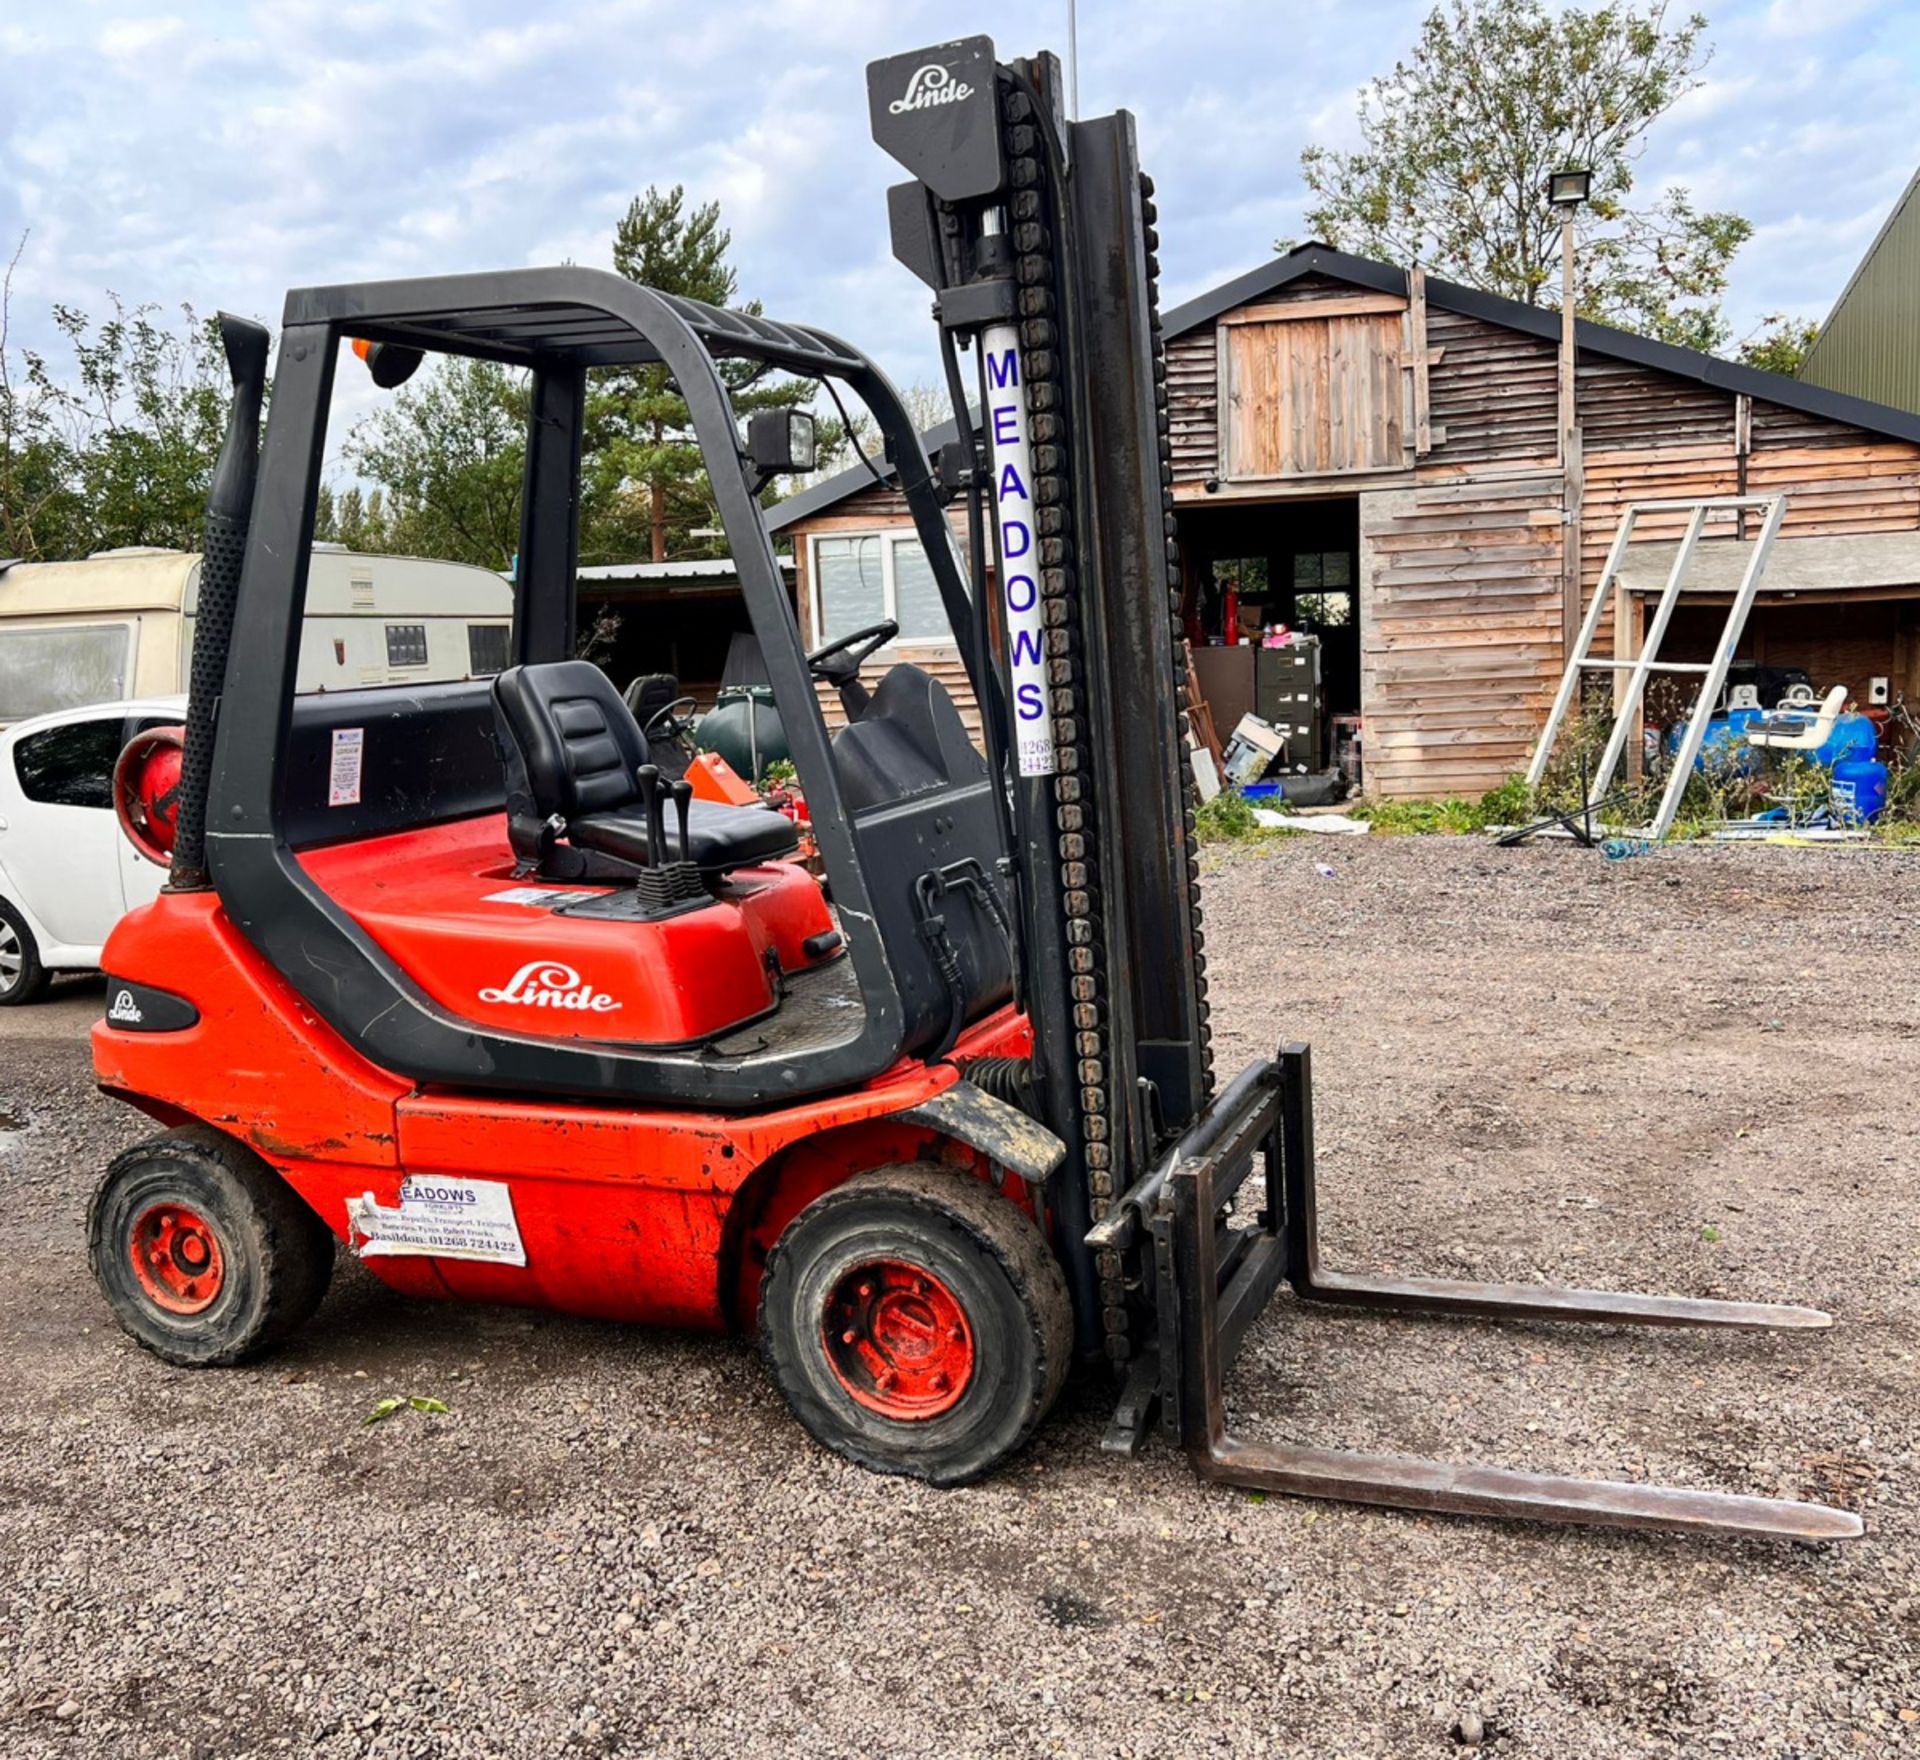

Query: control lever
[636,763,663,867]
[669,780,694,865]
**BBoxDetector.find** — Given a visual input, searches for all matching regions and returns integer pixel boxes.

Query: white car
[0,695,185,1004]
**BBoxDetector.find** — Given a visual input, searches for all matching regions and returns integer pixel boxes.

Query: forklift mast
[865,39,1860,1539]
[868,40,1210,1362]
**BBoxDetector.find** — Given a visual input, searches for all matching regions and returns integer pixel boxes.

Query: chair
[492,661,797,877]
[1747,684,1848,752]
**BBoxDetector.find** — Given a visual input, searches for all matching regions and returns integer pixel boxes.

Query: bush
[1353,777,1535,836]
[1193,786,1319,844]
[1194,786,1261,841]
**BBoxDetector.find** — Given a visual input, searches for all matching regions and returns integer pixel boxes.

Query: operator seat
[833,663,989,813]
[493,661,797,875]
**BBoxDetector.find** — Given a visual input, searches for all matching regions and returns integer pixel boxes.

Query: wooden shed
[771,243,1920,798]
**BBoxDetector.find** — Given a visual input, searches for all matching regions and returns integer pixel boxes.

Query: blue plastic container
[1815,713,1878,769]
[1240,782,1283,801]
[1831,754,1890,823]
[1668,708,1761,774]
[1671,708,1878,773]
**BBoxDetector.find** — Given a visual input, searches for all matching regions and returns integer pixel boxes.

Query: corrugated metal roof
[1800,167,1920,414]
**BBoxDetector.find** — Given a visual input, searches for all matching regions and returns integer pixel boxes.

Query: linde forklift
[89,38,1858,1541]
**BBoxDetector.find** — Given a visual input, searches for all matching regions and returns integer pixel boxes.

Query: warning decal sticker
[329,727,365,807]
[345,1177,527,1267]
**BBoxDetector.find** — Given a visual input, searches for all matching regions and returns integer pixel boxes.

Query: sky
[3,0,1918,415]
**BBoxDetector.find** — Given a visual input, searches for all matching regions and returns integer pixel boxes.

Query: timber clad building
[771,243,1920,800]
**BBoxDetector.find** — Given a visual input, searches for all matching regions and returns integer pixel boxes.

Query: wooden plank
[1409,267,1432,458]
[1218,292,1408,325]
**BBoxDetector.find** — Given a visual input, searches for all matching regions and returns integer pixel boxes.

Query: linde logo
[479,961,621,1013]
[889,63,972,114]
[108,988,144,1026]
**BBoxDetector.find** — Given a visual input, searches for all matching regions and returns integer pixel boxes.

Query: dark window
[385,624,430,668]
[467,624,511,676]
[12,717,123,809]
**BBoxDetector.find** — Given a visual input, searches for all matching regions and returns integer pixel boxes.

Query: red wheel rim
[822,1258,975,1420]
[128,1202,226,1315]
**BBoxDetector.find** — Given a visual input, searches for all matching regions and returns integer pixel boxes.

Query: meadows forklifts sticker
[345,1177,527,1267]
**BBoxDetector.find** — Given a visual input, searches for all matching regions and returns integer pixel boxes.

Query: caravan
[0,544,513,727]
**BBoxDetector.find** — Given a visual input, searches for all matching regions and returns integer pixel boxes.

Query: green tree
[1737,312,1820,378]
[2,243,236,559]
[589,184,825,563]
[1,240,80,559]
[337,190,859,571]
[1295,0,1752,351]
[313,482,397,552]
[343,357,528,570]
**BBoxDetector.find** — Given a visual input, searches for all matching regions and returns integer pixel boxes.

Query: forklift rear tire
[88,1127,336,1367]
[758,1164,1074,1486]
[0,898,51,1006]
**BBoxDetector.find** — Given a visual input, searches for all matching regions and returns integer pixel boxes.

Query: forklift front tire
[759,1164,1074,1486]
[88,1127,335,1367]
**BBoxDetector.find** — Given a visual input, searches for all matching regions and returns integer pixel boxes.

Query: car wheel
[758,1163,1074,1486]
[0,897,51,1006]
[88,1126,336,1366]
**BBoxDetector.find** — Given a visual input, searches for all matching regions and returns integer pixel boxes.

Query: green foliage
[1737,312,1821,378]
[334,187,856,572]
[1296,0,1751,350]
[2,241,238,560]
[1353,778,1534,834]
[1193,785,1320,844]
[1195,786,1262,840]
[1885,748,1920,823]
[312,483,395,553]
[586,185,837,564]
[343,357,528,570]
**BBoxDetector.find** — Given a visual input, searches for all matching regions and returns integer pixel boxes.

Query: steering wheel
[642,694,700,745]
[806,619,898,685]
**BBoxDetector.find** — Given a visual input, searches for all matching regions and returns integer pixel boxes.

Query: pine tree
[590,185,822,563]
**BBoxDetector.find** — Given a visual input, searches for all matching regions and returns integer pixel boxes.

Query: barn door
[1220,299,1406,481]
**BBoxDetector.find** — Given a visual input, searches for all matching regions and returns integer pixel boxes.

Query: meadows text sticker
[328,727,365,808]
[981,324,1057,778]
[345,1177,527,1267]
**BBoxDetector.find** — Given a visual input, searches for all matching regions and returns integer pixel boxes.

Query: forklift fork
[1093,1045,1861,1542]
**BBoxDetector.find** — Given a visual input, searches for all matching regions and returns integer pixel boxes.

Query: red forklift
[90,39,1857,1540]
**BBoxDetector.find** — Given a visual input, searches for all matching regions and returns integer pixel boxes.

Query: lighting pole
[1546,168,1591,461]
[1546,167,1592,653]
[1066,0,1079,119]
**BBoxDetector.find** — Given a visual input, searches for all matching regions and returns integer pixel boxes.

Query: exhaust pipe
[170,313,270,891]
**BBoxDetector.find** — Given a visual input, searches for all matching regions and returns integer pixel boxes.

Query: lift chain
[1000,81,1132,1359]
[1140,170,1216,1092]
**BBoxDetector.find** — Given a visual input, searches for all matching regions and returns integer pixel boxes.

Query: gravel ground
[2,839,1916,1759]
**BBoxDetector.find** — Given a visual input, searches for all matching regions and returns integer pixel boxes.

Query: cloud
[96,16,187,61]
[1,0,1914,405]
[1762,0,1886,38]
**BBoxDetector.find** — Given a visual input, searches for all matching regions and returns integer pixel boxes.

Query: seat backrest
[493,661,647,821]
[623,672,681,725]
[832,663,987,813]
[719,630,772,689]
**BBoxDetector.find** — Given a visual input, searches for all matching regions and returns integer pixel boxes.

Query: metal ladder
[1524,494,1789,839]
